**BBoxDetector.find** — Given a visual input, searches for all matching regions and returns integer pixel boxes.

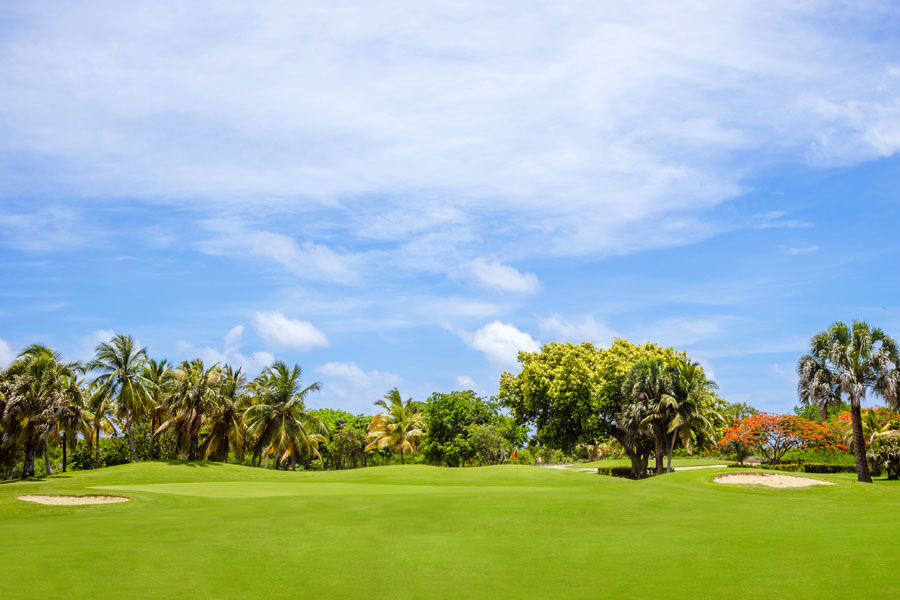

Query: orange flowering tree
[719,413,847,464]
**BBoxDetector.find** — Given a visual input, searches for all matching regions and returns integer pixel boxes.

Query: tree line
[0,334,526,479]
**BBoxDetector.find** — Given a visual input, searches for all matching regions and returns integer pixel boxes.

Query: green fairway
[569,457,734,469]
[2,463,900,599]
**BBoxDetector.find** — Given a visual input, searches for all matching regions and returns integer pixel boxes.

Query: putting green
[2,462,899,599]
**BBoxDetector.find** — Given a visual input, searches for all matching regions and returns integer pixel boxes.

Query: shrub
[597,466,644,479]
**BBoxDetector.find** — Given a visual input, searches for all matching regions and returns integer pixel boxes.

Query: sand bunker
[17,494,130,505]
[714,473,833,488]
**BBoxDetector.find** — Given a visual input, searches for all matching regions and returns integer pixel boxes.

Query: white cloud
[539,314,617,347]
[198,220,360,285]
[0,336,15,367]
[467,321,540,367]
[464,259,541,294]
[253,311,330,350]
[177,325,274,374]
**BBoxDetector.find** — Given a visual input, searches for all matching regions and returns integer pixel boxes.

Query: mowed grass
[569,456,734,469]
[2,462,900,599]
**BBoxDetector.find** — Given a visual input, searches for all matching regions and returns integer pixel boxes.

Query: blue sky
[2,1,900,414]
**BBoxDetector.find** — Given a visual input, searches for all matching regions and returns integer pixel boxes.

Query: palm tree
[141,359,172,460]
[156,360,221,461]
[86,381,118,469]
[624,358,672,475]
[664,359,722,472]
[55,366,92,472]
[0,345,72,478]
[200,365,249,463]
[797,352,841,420]
[365,388,425,465]
[89,334,148,462]
[797,321,900,483]
[244,362,327,470]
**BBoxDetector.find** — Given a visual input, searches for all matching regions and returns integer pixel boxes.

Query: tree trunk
[44,444,54,476]
[95,426,102,469]
[126,421,140,463]
[264,454,270,469]
[22,429,36,479]
[399,449,405,465]
[654,421,665,475]
[666,432,677,473]
[612,430,646,479]
[850,397,872,483]
[149,416,157,460]
[62,434,67,473]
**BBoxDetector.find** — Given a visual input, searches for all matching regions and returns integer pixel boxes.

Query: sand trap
[17,494,130,505]
[714,473,833,488]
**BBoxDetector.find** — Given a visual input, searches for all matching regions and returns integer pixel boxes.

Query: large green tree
[797,321,900,483]
[0,345,75,478]
[200,365,248,463]
[420,390,495,467]
[501,340,686,478]
[89,334,148,463]
[365,388,425,465]
[244,362,327,470]
[157,359,221,461]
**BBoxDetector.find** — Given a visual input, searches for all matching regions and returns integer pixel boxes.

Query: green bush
[597,466,640,479]
[802,463,856,474]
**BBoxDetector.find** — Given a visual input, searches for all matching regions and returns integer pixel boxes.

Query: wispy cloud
[462,259,541,295]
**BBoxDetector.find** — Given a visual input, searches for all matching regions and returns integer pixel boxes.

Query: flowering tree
[719,413,847,464]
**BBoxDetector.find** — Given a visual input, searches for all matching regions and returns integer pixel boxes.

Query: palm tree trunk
[850,397,872,483]
[666,433,677,473]
[95,425,101,469]
[126,421,140,463]
[22,428,36,479]
[654,422,665,475]
[62,434,67,473]
[44,444,54,476]
[264,454,270,469]
[149,416,157,460]
[399,449,405,465]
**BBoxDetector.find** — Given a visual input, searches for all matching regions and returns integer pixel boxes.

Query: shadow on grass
[159,460,213,468]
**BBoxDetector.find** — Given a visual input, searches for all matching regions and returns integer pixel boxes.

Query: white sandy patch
[17,494,130,505]
[714,473,833,488]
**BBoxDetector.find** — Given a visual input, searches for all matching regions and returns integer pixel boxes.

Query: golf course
[3,462,900,599]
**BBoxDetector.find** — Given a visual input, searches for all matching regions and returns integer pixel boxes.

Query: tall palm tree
[244,362,327,470]
[89,334,148,462]
[0,345,72,478]
[624,358,672,475]
[365,388,425,465]
[200,365,249,463]
[797,321,900,483]
[664,359,722,472]
[156,359,221,461]
[86,381,118,469]
[55,366,92,472]
[141,359,172,460]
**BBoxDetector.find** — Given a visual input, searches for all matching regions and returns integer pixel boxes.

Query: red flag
[512,450,518,458]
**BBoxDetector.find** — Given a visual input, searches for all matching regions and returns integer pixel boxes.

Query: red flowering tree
[719,413,847,464]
